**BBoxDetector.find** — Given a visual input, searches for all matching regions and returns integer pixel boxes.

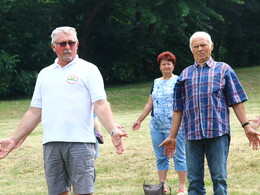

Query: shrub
[0,50,19,98]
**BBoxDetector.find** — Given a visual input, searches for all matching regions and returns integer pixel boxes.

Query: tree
[0,0,259,97]
[0,0,56,97]
[207,0,260,67]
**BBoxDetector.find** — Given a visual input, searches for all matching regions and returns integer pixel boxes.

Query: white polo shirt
[31,55,106,144]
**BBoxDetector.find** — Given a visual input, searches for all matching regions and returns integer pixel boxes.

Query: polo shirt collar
[53,55,79,69]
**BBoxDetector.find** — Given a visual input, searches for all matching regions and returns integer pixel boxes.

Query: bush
[15,70,38,96]
[0,50,19,98]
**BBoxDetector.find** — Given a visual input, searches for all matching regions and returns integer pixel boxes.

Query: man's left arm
[232,102,260,150]
[94,99,128,154]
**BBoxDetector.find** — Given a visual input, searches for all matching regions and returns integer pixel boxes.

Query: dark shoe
[96,132,104,144]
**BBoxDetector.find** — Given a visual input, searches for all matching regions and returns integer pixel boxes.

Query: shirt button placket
[198,66,205,137]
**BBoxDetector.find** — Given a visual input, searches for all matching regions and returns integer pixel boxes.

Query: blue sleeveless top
[150,75,178,133]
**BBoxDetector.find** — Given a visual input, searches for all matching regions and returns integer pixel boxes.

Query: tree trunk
[79,0,108,59]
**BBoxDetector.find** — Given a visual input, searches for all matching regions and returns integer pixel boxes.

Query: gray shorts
[43,142,96,195]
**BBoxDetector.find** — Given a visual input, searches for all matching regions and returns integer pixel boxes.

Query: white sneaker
[177,190,188,195]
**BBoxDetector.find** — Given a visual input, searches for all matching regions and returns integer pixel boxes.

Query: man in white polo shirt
[0,26,128,195]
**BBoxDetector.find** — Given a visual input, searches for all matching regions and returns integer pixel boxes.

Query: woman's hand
[249,116,260,130]
[132,121,141,131]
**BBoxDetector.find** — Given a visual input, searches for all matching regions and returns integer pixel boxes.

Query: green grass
[0,66,260,195]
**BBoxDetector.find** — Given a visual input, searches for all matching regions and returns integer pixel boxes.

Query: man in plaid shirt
[160,31,260,195]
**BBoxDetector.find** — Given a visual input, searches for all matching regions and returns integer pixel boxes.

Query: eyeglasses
[54,41,77,47]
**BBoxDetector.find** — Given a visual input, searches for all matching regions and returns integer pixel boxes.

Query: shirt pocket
[185,78,198,98]
[211,75,223,96]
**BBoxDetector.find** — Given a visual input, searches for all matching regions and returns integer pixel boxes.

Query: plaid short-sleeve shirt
[174,57,248,140]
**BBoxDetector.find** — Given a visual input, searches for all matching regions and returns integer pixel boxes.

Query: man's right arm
[169,111,183,139]
[159,111,183,158]
[0,107,41,159]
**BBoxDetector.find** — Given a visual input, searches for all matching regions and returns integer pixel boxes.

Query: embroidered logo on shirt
[66,75,78,84]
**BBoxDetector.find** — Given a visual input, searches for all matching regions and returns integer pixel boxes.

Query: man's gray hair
[189,31,213,50]
[51,26,78,43]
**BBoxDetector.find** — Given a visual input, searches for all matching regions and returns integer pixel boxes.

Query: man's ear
[51,43,56,52]
[211,42,214,51]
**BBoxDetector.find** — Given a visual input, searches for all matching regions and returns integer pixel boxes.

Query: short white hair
[51,26,78,43]
[189,31,212,50]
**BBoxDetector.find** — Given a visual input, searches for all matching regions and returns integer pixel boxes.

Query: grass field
[0,66,259,195]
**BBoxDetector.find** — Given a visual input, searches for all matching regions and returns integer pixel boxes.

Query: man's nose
[65,43,71,49]
[198,45,203,50]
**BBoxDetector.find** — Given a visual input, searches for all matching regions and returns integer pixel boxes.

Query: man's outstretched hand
[111,128,128,154]
[0,139,17,159]
[159,137,176,158]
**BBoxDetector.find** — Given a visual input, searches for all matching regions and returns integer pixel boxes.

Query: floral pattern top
[150,75,178,133]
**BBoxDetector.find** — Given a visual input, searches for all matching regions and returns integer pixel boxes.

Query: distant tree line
[0,0,259,98]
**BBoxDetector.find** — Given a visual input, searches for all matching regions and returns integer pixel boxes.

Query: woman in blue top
[132,51,187,194]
